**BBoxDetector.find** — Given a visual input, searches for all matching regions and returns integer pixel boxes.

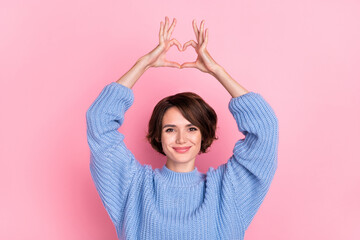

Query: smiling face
[161,106,202,167]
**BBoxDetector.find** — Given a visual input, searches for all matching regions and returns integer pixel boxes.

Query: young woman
[86,16,278,240]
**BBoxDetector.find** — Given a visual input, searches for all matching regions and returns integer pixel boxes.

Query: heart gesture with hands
[123,16,247,97]
[144,16,221,75]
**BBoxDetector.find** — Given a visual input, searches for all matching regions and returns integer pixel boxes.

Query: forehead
[162,107,191,125]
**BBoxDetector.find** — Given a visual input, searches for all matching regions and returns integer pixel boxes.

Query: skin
[116,16,250,172]
[161,107,202,173]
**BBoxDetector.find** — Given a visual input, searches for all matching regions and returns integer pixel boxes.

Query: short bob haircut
[146,92,218,156]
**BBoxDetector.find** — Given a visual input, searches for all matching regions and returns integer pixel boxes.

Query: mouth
[173,146,191,153]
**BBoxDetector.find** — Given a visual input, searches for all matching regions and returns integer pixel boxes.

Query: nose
[175,130,187,144]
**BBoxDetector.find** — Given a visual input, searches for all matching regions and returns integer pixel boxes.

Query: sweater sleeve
[226,92,278,231]
[85,82,143,227]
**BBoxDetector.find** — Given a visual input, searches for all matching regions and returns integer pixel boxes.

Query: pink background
[1,0,359,239]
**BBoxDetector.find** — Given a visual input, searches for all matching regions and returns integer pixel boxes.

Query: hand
[143,16,182,69]
[181,20,220,75]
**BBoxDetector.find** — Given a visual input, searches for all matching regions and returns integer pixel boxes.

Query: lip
[173,146,191,153]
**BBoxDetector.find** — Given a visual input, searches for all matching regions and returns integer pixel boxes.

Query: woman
[86,16,278,240]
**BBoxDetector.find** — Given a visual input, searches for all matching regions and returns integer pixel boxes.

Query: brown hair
[146,92,218,155]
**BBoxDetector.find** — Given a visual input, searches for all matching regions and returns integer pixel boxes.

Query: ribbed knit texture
[86,82,279,240]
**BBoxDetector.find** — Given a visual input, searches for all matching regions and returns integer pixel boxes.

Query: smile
[173,146,191,153]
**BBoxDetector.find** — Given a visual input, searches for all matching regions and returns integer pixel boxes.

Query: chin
[170,152,198,163]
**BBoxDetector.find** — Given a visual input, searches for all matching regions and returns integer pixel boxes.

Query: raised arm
[226,93,278,231]
[86,82,142,227]
[87,16,182,227]
[181,19,278,230]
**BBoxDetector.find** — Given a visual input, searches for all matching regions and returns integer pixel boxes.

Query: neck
[165,160,195,173]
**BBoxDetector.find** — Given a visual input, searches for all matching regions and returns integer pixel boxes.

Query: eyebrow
[162,124,195,129]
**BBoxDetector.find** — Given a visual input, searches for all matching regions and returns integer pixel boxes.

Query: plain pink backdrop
[1,0,359,239]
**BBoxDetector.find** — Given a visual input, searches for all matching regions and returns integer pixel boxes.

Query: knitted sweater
[86,82,278,240]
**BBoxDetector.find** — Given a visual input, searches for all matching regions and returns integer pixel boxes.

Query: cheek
[161,133,176,146]
[191,133,202,145]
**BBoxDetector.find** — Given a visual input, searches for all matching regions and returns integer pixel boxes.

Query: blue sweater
[86,82,278,240]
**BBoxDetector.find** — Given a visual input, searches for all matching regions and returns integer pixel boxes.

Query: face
[161,107,202,165]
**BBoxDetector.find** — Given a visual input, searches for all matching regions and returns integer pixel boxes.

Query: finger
[182,40,197,51]
[181,62,197,68]
[199,20,205,45]
[164,60,181,68]
[192,19,199,41]
[164,16,169,37]
[202,28,209,48]
[170,38,182,52]
[159,21,164,42]
[167,18,177,39]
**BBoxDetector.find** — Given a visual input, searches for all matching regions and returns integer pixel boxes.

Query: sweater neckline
[157,165,204,187]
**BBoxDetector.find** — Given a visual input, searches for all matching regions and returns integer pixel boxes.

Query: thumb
[180,62,197,69]
[164,60,181,69]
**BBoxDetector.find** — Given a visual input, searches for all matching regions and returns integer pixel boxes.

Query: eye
[189,127,198,131]
[165,128,174,132]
